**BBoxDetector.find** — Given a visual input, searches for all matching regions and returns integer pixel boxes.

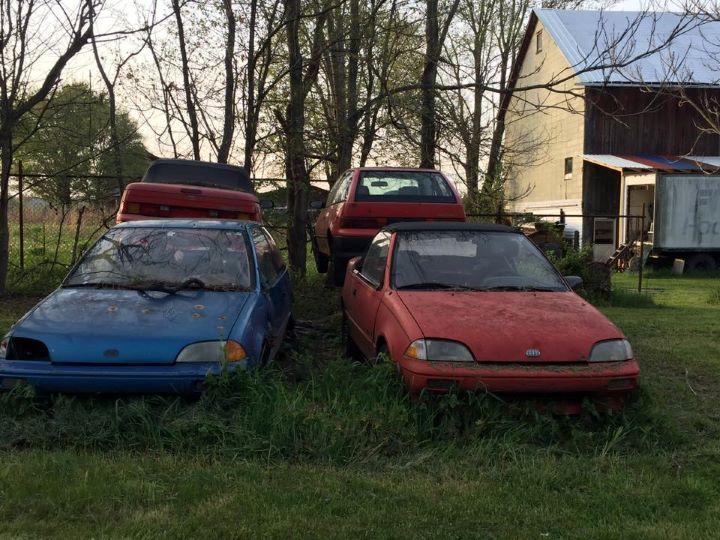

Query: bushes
[548,247,612,300]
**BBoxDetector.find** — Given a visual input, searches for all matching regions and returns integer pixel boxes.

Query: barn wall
[584,87,720,155]
[504,18,585,210]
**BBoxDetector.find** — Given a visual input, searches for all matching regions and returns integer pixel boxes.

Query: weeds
[707,287,720,306]
[0,354,668,462]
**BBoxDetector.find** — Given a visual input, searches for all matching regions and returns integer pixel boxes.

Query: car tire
[375,343,390,365]
[685,253,717,272]
[341,311,362,361]
[312,237,329,273]
[329,256,347,287]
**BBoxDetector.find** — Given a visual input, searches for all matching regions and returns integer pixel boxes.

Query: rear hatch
[338,201,465,235]
[119,182,261,222]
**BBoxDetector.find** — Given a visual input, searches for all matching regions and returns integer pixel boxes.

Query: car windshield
[64,227,254,291]
[355,171,456,203]
[391,230,568,291]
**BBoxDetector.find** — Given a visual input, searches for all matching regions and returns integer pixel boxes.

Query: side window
[361,232,391,287]
[327,171,352,205]
[251,227,278,286]
[261,227,286,274]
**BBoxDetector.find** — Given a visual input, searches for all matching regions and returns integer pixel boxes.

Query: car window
[252,227,279,286]
[327,171,353,206]
[391,230,567,291]
[261,227,286,274]
[65,227,254,290]
[354,171,455,203]
[361,231,391,286]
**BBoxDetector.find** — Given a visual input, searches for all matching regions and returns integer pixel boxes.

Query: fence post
[18,160,24,270]
[638,205,645,293]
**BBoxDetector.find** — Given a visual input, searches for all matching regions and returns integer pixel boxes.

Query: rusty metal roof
[582,154,720,172]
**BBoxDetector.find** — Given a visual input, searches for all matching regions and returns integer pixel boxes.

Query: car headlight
[176,340,247,363]
[404,339,474,362]
[589,339,633,362]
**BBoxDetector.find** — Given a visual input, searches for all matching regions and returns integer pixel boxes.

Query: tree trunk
[285,0,310,275]
[419,0,460,169]
[419,0,439,169]
[0,132,11,294]
[171,0,201,160]
[243,0,258,173]
[217,0,236,164]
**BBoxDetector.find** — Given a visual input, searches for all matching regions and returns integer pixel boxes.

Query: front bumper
[400,357,640,397]
[0,360,241,394]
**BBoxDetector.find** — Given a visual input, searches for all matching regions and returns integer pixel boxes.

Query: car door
[251,226,291,351]
[344,231,391,358]
[315,170,353,253]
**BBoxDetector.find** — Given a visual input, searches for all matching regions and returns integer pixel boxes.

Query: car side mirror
[564,275,583,291]
[259,198,275,210]
[309,200,325,210]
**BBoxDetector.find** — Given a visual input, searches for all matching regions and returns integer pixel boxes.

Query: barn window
[536,31,543,53]
[564,157,573,178]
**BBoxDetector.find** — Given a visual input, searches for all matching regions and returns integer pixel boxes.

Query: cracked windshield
[64,228,253,291]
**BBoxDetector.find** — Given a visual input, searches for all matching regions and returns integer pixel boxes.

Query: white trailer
[648,174,720,269]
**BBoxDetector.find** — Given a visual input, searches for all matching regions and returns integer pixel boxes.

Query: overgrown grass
[1,252,720,535]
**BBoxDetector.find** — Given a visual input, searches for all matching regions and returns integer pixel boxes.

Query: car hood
[396,291,623,363]
[12,288,251,364]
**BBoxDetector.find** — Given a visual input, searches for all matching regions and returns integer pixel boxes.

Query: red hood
[396,291,623,363]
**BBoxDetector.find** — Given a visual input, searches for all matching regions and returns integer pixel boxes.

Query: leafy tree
[17,83,147,208]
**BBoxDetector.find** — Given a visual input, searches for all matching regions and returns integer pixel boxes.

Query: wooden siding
[584,87,720,155]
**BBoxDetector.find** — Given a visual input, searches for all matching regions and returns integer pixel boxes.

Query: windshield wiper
[63,282,125,289]
[483,285,562,292]
[397,282,482,291]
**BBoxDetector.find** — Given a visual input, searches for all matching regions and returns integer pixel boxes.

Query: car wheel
[312,237,329,273]
[685,253,717,272]
[341,311,362,361]
[375,343,390,365]
[329,256,347,286]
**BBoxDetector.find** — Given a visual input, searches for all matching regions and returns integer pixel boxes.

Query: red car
[341,222,639,410]
[311,167,465,285]
[117,159,264,223]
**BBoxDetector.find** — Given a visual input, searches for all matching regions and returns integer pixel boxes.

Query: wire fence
[465,210,648,292]
[5,171,649,294]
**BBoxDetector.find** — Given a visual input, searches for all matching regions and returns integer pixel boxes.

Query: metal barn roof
[582,154,720,172]
[536,9,720,86]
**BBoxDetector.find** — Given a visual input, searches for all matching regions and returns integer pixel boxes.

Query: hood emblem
[104,349,119,358]
[525,348,541,358]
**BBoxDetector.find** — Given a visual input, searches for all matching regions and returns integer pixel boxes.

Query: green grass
[1,263,719,536]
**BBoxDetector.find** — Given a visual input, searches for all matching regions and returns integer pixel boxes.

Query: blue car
[0,220,293,394]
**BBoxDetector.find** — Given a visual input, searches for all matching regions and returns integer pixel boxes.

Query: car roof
[383,222,519,233]
[353,167,443,173]
[114,219,255,231]
[147,158,247,173]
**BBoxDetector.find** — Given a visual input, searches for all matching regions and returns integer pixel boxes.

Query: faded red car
[341,222,639,410]
[311,167,465,285]
[118,159,264,223]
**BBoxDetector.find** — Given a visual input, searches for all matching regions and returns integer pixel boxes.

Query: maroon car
[311,167,465,285]
[341,222,639,411]
[117,159,264,223]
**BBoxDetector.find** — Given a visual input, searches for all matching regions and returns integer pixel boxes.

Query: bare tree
[0,0,96,294]
[419,0,461,168]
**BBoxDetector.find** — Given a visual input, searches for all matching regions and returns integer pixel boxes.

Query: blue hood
[12,288,251,365]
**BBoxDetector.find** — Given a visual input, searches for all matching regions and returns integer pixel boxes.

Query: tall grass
[0,353,672,463]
